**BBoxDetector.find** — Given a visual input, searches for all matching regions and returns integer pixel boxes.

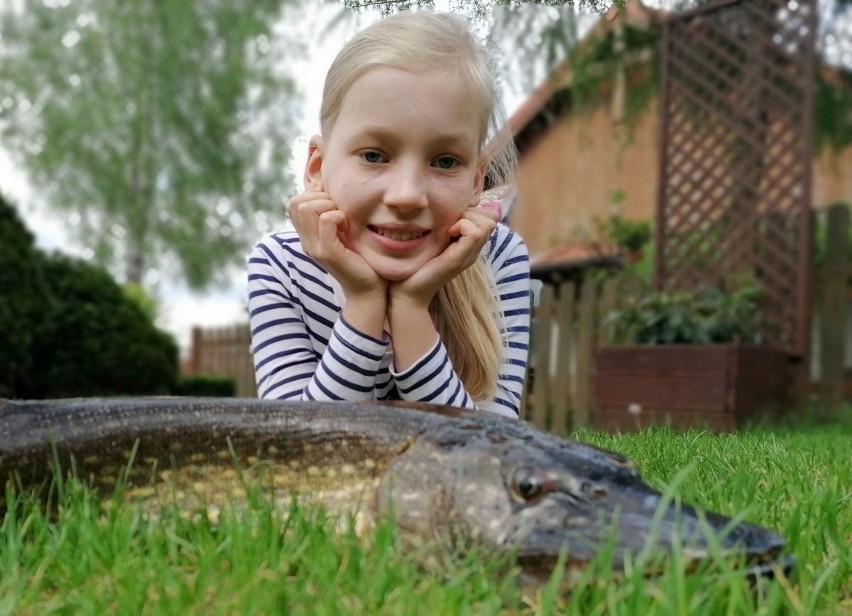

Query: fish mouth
[507,494,793,587]
[514,553,796,586]
[512,536,794,586]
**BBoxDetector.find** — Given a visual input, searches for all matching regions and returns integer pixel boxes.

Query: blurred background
[1,0,849,402]
[0,0,557,354]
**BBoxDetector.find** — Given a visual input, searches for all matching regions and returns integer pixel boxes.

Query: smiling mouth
[369,226,429,241]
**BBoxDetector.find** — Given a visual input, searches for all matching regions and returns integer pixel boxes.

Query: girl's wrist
[342,291,388,339]
[388,279,438,311]
[387,290,432,315]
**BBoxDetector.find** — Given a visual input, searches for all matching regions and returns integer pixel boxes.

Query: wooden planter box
[594,344,791,432]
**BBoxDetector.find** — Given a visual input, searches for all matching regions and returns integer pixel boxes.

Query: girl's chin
[372,264,420,282]
[364,255,428,282]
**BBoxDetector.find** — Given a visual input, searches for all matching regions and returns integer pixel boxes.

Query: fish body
[0,397,790,584]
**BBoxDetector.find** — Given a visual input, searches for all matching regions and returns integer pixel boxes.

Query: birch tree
[0,0,301,289]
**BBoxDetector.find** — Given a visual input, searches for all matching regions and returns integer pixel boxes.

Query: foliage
[0,0,301,289]
[342,0,621,18]
[815,68,852,152]
[595,213,652,255]
[22,253,179,398]
[122,281,159,323]
[606,278,763,345]
[1,197,178,397]
[0,193,51,397]
[173,374,236,397]
[568,19,660,130]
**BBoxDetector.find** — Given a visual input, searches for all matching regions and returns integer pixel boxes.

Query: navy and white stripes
[246,223,531,418]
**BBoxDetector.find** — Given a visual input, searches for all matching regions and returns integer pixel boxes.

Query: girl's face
[304,67,486,282]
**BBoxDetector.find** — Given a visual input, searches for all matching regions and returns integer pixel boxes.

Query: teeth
[375,228,425,241]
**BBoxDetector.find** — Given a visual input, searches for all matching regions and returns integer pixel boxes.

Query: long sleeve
[247,225,530,417]
[389,225,531,417]
[247,232,393,401]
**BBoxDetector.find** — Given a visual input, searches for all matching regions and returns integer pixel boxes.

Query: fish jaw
[377,420,790,583]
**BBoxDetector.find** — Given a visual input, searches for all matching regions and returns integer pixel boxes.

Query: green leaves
[606,279,763,345]
[0,0,301,289]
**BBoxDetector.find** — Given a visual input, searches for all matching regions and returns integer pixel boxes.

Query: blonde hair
[321,11,517,401]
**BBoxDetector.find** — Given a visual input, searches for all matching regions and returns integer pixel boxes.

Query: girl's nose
[383,163,428,211]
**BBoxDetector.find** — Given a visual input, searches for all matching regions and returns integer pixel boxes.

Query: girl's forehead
[350,65,466,91]
[336,67,488,128]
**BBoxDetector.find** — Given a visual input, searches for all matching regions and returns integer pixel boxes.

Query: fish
[0,397,792,586]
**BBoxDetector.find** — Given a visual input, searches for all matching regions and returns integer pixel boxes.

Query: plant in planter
[595,279,790,432]
[606,282,762,345]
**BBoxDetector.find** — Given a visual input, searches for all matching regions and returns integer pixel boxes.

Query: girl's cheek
[339,227,361,254]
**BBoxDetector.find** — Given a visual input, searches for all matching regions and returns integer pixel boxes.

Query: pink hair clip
[479,201,503,218]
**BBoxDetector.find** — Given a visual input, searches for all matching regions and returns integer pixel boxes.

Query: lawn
[1,417,849,615]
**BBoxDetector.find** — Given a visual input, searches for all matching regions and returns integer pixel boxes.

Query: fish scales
[0,397,792,584]
[1,398,426,522]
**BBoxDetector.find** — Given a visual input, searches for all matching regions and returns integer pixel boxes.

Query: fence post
[530,284,555,430]
[597,276,621,344]
[819,204,849,413]
[552,281,576,435]
[188,326,203,375]
[573,279,598,428]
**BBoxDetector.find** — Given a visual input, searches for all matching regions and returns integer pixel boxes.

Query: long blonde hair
[320,12,517,401]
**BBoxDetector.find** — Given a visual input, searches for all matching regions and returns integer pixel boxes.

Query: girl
[247,11,530,418]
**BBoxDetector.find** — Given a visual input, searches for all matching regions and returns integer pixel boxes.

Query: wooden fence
[185,204,850,431]
[184,325,257,398]
[521,274,648,432]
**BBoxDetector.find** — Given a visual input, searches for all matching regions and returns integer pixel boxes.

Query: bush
[21,253,179,398]
[1,196,179,398]
[0,194,51,396]
[605,278,763,345]
[172,375,236,397]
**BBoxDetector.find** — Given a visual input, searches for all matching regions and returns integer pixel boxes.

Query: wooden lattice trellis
[656,0,817,356]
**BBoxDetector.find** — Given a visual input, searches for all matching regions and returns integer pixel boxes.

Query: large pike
[0,397,790,584]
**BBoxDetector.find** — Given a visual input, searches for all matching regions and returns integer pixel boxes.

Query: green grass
[1,419,849,615]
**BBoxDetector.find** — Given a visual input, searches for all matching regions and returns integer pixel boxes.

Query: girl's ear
[304,135,324,191]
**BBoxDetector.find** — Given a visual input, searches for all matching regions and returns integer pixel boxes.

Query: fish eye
[511,467,549,502]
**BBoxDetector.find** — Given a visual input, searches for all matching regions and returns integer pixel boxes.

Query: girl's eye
[433,156,459,170]
[360,151,386,163]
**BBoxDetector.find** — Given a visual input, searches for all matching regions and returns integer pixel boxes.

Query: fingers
[285,191,346,262]
[315,209,348,260]
[286,191,335,234]
[441,207,498,273]
[284,191,386,299]
[450,203,499,243]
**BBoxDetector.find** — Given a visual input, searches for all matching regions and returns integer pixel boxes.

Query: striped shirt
[246,223,531,418]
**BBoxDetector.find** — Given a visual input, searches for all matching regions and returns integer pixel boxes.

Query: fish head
[378,419,790,584]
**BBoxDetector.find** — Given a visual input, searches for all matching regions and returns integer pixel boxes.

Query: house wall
[510,97,852,259]
[511,100,659,257]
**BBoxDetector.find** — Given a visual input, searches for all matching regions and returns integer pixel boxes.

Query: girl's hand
[287,192,387,300]
[388,202,501,309]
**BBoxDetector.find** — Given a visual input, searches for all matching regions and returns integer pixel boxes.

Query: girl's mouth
[368,225,430,250]
[369,226,428,241]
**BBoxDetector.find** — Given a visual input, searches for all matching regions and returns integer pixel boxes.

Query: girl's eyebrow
[352,125,478,149]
